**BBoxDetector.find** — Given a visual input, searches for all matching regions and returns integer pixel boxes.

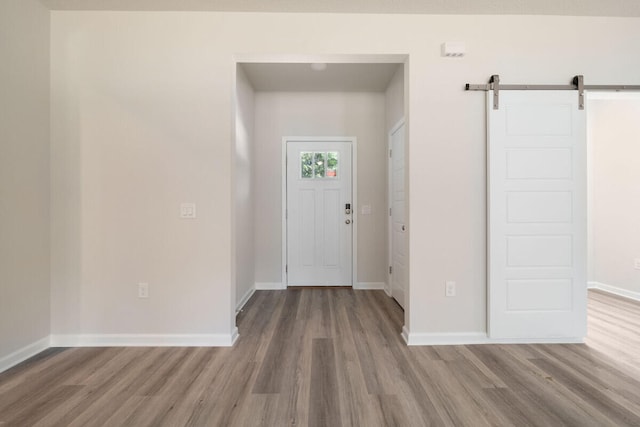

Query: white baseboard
[403,331,489,345]
[50,332,238,347]
[255,282,286,290]
[255,282,387,290]
[236,287,255,313]
[588,281,640,302]
[230,327,239,345]
[401,329,583,346]
[0,336,50,374]
[484,336,584,344]
[401,326,410,344]
[354,282,386,290]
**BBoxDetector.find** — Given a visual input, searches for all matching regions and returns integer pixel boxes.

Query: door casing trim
[388,118,405,299]
[282,136,358,288]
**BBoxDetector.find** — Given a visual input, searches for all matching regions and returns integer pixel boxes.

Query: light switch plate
[445,281,456,297]
[138,282,149,298]
[180,203,196,219]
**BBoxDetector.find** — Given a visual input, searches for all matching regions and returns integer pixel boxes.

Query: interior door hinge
[389,207,392,216]
[389,149,392,158]
[389,266,392,274]
[285,265,288,273]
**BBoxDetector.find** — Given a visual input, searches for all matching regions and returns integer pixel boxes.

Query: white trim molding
[282,136,358,289]
[50,331,238,347]
[236,287,256,313]
[0,336,50,374]
[401,326,410,344]
[354,282,386,290]
[402,329,583,346]
[589,281,640,302]
[255,282,286,290]
[403,331,488,346]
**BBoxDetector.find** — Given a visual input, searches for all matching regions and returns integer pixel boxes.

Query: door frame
[282,136,358,288]
[387,118,405,298]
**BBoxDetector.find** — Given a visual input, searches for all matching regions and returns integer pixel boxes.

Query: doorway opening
[587,92,640,303]
[232,55,409,333]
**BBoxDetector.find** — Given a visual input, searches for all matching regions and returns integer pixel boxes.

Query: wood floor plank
[1,289,640,426]
[144,348,222,425]
[270,289,313,427]
[469,345,598,426]
[530,357,640,426]
[533,344,640,413]
[0,348,68,394]
[234,394,280,427]
[332,290,386,426]
[62,348,174,427]
[308,338,342,427]
[0,348,105,417]
[4,384,83,426]
[482,387,545,427]
[251,290,301,394]
[374,394,412,427]
[155,348,228,427]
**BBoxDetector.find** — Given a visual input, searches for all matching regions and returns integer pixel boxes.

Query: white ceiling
[41,0,640,16]
[240,63,401,92]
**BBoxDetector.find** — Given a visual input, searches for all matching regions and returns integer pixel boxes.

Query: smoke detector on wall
[441,42,466,57]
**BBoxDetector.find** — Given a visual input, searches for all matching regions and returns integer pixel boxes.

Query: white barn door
[488,90,587,340]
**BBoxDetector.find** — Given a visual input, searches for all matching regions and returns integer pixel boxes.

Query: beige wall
[50,13,236,340]
[253,91,388,286]
[235,66,255,308]
[589,96,640,297]
[0,0,50,365]
[385,65,405,132]
[49,12,640,340]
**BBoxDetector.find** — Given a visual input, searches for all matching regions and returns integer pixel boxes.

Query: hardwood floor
[1,289,640,426]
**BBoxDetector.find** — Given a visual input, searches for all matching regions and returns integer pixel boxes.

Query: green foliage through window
[314,152,325,178]
[301,152,313,178]
[327,152,338,177]
[300,151,338,179]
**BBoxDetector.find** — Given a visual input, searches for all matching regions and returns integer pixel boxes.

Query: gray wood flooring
[1,289,639,426]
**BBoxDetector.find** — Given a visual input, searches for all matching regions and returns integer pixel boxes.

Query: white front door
[389,122,406,308]
[286,139,353,286]
[488,90,587,340]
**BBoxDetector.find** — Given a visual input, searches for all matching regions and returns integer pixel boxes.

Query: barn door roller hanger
[466,75,640,110]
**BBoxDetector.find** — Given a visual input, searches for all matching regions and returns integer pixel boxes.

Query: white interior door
[390,122,406,308]
[488,90,587,340]
[286,140,353,286]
